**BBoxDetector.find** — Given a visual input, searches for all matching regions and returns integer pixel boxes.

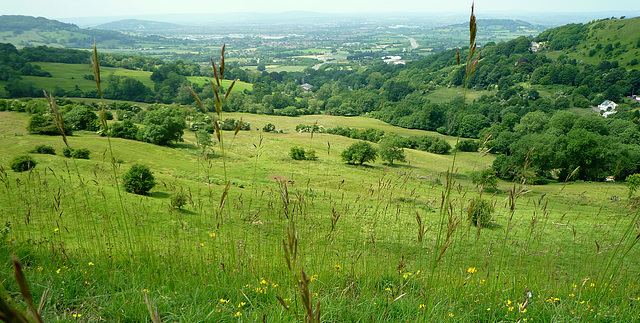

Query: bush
[341,141,377,165]
[62,147,73,158]
[467,198,494,228]
[29,145,56,155]
[10,155,36,172]
[290,146,306,160]
[71,148,90,159]
[62,147,90,159]
[455,139,480,152]
[290,147,318,161]
[123,164,156,195]
[172,192,188,210]
[263,123,276,132]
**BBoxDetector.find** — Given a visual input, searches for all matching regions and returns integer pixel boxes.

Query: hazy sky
[1,0,636,18]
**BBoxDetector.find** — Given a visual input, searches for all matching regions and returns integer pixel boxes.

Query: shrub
[290,146,306,160]
[172,192,188,210]
[62,147,90,159]
[29,145,56,155]
[467,198,494,228]
[263,123,276,132]
[471,169,499,191]
[455,139,480,152]
[10,155,36,172]
[71,148,90,159]
[123,164,156,195]
[62,147,73,158]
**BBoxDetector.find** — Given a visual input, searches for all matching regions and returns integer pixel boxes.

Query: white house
[598,100,618,118]
[301,83,313,92]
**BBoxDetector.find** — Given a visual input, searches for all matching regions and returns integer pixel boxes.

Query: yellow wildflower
[234,311,242,317]
[419,304,426,309]
[449,313,454,317]
[72,313,82,318]
[54,228,59,232]
[209,232,216,237]
[220,298,229,303]
[238,302,246,307]
[88,262,94,266]
[467,267,477,274]
[334,265,342,270]
[143,289,150,293]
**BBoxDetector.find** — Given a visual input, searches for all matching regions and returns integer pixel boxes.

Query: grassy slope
[1,108,639,321]
[544,17,640,69]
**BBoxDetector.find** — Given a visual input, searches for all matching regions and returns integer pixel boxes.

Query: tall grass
[1,5,640,322]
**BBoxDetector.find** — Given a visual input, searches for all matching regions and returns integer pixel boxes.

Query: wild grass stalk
[190,44,237,225]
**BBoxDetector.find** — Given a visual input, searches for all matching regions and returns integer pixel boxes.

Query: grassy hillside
[1,107,639,321]
[544,16,640,68]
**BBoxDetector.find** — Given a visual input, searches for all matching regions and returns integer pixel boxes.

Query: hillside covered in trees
[1,16,640,182]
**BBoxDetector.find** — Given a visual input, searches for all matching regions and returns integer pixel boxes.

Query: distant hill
[0,15,179,49]
[0,15,79,32]
[95,19,183,32]
[447,19,541,32]
[536,16,640,67]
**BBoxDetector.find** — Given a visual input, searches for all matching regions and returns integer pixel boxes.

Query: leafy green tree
[626,174,640,198]
[378,135,406,165]
[341,141,377,165]
[123,164,156,195]
[139,107,186,146]
[110,119,139,140]
[65,106,99,131]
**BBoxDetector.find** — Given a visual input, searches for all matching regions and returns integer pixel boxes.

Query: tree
[378,135,406,165]
[341,141,377,165]
[123,164,156,195]
[65,106,99,131]
[626,174,640,198]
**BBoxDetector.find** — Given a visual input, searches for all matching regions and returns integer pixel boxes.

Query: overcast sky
[1,0,637,18]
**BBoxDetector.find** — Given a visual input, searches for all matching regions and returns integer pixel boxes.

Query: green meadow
[1,105,639,321]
